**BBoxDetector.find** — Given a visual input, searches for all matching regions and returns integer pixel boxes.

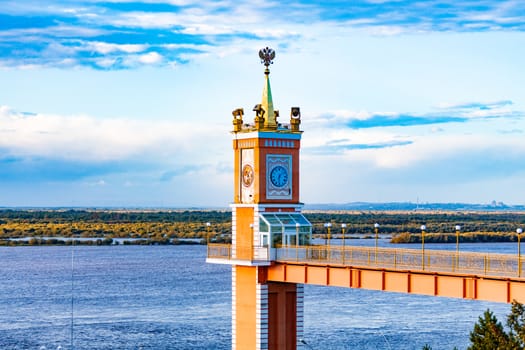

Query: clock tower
[221,47,311,350]
[233,48,301,208]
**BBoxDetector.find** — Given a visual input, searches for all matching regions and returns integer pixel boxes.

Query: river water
[0,242,514,349]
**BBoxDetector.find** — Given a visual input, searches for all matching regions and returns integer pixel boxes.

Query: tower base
[232,266,303,350]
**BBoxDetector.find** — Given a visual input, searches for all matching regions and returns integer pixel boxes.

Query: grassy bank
[390,232,519,243]
[1,209,524,245]
[0,237,213,246]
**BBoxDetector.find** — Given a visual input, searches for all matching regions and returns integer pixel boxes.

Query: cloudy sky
[0,0,524,207]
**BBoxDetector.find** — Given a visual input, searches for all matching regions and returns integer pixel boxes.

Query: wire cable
[70,238,74,350]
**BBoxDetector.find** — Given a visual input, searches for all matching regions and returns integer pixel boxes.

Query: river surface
[0,242,514,349]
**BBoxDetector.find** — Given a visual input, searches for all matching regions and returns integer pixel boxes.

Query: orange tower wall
[234,266,258,349]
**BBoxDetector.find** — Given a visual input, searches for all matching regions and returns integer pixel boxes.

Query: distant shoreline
[0,237,206,247]
[1,209,524,246]
[1,201,525,212]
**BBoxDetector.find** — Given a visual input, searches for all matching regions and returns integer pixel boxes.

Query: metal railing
[207,243,232,260]
[277,245,523,278]
[207,243,524,279]
[207,243,270,262]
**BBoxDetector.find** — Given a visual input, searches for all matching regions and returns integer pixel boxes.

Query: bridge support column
[233,266,303,350]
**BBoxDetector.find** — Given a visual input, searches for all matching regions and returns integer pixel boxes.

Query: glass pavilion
[258,212,312,247]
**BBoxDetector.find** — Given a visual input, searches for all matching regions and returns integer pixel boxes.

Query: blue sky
[1,0,524,207]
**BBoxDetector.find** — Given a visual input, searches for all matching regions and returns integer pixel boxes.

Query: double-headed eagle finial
[259,47,275,68]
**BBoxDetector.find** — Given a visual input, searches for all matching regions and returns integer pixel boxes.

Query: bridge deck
[207,244,525,303]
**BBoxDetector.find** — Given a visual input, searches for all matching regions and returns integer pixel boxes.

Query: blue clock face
[270,165,288,187]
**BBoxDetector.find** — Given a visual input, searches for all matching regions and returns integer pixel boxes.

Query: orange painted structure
[208,244,525,304]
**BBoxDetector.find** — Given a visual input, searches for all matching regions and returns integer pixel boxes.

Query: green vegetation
[306,211,525,243]
[390,232,519,244]
[0,209,524,245]
[0,209,231,246]
[0,237,114,247]
[468,301,525,349]
[305,210,525,235]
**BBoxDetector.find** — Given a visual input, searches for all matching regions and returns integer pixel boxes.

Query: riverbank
[1,209,524,245]
[390,232,520,243]
[0,237,227,246]
[1,237,114,246]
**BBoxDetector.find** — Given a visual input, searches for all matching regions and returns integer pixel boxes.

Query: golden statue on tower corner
[232,108,244,132]
[231,47,302,134]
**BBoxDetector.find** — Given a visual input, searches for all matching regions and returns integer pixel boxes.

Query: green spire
[262,67,276,129]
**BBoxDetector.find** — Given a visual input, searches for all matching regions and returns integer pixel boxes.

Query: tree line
[1,209,524,243]
[306,211,525,235]
[0,210,231,244]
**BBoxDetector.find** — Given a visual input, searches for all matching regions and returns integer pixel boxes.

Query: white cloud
[320,129,525,170]
[180,24,236,35]
[87,179,107,186]
[109,12,186,29]
[301,103,525,172]
[95,57,120,68]
[365,25,407,36]
[88,42,148,54]
[138,51,163,64]
[0,25,105,40]
[0,105,222,162]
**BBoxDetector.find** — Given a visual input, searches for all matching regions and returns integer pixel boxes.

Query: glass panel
[283,228,296,246]
[279,214,294,225]
[266,215,281,225]
[259,218,269,232]
[270,226,282,235]
[272,233,282,246]
[293,214,310,225]
[299,232,310,245]
[261,233,269,247]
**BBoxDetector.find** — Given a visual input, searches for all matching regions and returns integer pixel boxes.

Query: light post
[374,223,380,250]
[341,223,347,264]
[374,223,380,263]
[518,228,523,277]
[455,225,461,270]
[420,225,426,270]
[341,223,347,250]
[323,223,332,247]
[324,222,332,260]
[206,222,211,244]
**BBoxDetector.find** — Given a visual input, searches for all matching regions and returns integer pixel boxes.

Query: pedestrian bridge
[207,244,525,304]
